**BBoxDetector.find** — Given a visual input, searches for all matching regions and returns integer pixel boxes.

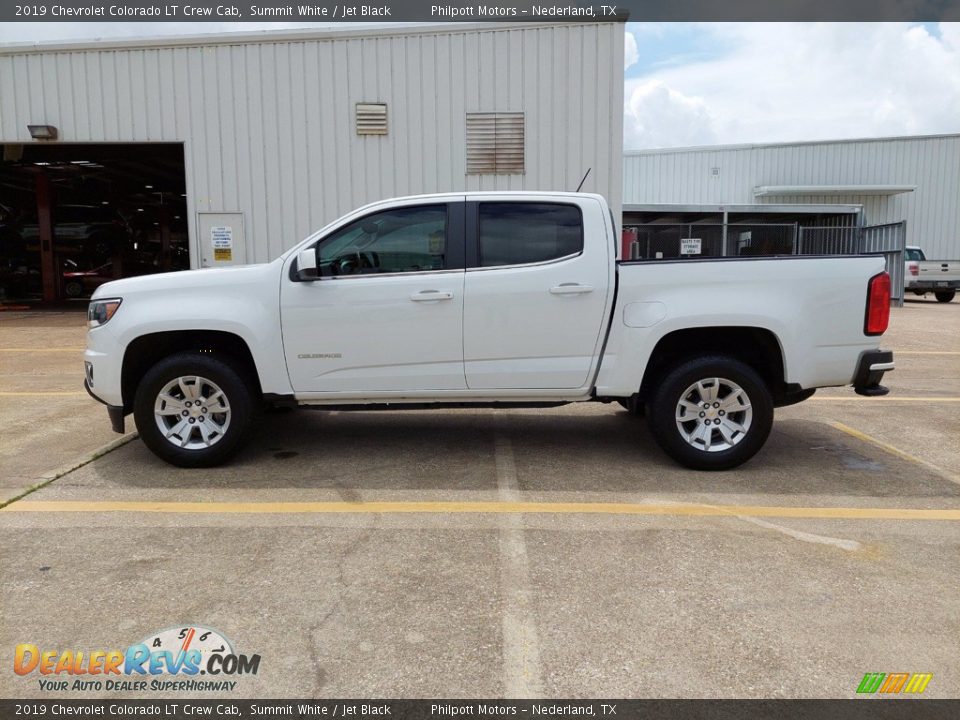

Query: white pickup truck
[904,246,959,303]
[84,192,894,471]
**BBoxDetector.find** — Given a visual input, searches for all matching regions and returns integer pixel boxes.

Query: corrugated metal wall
[0,23,624,266]
[623,135,960,259]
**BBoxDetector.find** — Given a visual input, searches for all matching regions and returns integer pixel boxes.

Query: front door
[281,201,467,394]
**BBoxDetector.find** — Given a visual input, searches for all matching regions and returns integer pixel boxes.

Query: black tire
[134,352,254,468]
[64,281,83,298]
[935,290,955,303]
[647,355,774,471]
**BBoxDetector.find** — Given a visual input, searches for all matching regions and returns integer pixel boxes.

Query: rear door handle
[410,290,454,301]
[549,283,594,295]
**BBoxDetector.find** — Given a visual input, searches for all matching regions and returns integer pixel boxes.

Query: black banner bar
[2,700,960,720]
[2,0,959,23]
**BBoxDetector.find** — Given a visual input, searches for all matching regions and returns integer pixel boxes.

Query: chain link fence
[623,221,906,305]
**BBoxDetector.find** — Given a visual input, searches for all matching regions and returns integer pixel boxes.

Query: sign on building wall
[680,238,702,255]
[211,226,233,262]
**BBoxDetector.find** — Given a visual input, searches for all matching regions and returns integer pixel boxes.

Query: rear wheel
[647,356,773,471]
[134,352,253,468]
[935,290,955,303]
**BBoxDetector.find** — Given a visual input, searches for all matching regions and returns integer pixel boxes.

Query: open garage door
[0,143,189,304]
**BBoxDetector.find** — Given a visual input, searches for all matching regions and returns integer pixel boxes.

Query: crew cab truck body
[84,192,894,471]
[904,246,960,303]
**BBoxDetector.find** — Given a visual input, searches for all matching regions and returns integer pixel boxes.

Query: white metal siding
[0,23,624,266]
[623,135,960,259]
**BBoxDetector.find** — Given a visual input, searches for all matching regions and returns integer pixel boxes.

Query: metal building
[621,134,960,304]
[0,22,624,303]
[623,134,960,259]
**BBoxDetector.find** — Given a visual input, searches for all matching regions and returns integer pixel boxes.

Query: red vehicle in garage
[62,257,162,298]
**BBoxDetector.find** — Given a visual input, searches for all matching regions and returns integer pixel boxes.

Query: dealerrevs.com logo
[14,625,260,693]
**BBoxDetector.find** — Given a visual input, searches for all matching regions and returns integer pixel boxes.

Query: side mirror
[295,247,319,281]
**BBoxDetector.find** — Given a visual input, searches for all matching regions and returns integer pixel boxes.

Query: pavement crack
[0,433,138,509]
[314,518,379,631]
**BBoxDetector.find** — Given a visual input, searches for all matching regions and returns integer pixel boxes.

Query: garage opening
[0,143,189,304]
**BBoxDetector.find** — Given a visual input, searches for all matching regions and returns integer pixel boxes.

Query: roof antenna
[575,167,591,192]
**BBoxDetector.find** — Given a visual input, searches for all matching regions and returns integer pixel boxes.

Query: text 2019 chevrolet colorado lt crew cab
[84,192,894,470]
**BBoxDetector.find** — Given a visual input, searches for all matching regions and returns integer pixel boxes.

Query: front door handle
[410,290,454,302]
[549,283,594,295]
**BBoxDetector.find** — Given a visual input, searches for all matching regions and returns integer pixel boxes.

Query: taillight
[908,262,919,276]
[864,272,890,336]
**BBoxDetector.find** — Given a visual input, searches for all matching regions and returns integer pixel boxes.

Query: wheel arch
[638,326,789,403]
[121,330,262,413]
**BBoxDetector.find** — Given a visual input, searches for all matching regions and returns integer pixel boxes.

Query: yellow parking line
[0,348,83,352]
[0,391,86,397]
[829,421,959,486]
[2,500,959,520]
[811,396,960,403]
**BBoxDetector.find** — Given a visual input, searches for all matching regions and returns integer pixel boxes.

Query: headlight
[88,298,122,327]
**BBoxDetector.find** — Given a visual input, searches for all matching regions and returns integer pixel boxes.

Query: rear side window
[478,203,583,267]
[904,248,925,262]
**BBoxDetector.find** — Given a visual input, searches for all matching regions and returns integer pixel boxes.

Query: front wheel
[935,290,956,303]
[134,352,254,468]
[647,356,773,471]
[64,281,84,298]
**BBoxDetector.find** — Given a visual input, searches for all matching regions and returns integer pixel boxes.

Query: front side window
[317,205,447,276]
[478,203,583,267]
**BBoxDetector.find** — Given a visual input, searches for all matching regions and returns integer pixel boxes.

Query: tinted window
[478,203,582,267]
[904,248,925,262]
[317,205,447,276]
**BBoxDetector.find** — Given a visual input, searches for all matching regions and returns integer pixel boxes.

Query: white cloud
[624,80,718,149]
[624,29,639,71]
[624,22,960,150]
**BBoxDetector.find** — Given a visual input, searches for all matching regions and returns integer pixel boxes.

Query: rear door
[462,195,613,390]
[281,199,467,394]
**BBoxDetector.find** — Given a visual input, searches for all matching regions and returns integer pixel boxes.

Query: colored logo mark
[857,672,932,694]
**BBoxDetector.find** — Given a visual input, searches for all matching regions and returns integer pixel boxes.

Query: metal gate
[798,222,906,305]
[862,221,907,306]
[626,220,908,306]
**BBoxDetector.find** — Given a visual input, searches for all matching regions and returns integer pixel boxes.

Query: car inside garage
[0,142,189,304]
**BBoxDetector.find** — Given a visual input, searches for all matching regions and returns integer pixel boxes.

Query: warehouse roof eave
[623,202,863,215]
[753,185,917,197]
[0,21,602,55]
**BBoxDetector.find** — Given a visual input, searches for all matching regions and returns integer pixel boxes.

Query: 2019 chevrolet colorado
[84,192,894,471]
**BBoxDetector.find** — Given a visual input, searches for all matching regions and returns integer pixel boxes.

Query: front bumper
[84,378,126,433]
[853,350,894,397]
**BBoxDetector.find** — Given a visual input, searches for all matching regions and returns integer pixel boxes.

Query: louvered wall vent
[356,103,388,135]
[466,112,525,174]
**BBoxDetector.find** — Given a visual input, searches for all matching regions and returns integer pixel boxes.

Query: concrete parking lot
[1,298,958,699]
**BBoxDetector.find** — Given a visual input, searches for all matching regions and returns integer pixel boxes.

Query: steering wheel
[331,251,381,275]
[331,253,361,275]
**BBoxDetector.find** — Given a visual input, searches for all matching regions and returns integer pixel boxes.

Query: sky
[622,22,960,151]
[2,21,959,151]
